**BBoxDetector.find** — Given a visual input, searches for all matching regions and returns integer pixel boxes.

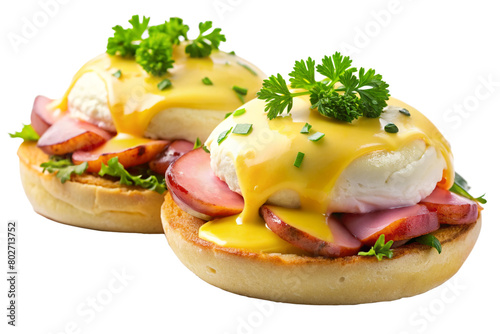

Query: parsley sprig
[185,21,226,58]
[257,52,390,122]
[107,15,226,76]
[358,234,394,261]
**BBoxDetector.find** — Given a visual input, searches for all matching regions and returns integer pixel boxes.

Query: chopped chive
[193,137,202,149]
[235,92,245,104]
[294,152,305,168]
[237,61,258,76]
[384,123,399,133]
[300,123,312,134]
[202,77,213,85]
[158,79,172,91]
[202,145,210,153]
[112,70,122,78]
[232,85,248,96]
[399,108,411,116]
[228,51,236,55]
[224,112,233,119]
[233,123,253,135]
[217,127,233,145]
[308,132,325,142]
[233,108,246,117]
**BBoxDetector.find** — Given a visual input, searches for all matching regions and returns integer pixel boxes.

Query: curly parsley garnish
[107,15,150,58]
[106,15,226,77]
[358,234,394,261]
[257,52,390,122]
[185,21,226,58]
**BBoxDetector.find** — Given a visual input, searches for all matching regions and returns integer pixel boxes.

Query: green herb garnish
[202,77,213,85]
[237,61,257,76]
[112,70,122,78]
[233,123,253,135]
[257,52,390,122]
[233,85,248,96]
[384,122,399,133]
[40,157,88,183]
[233,86,248,104]
[9,124,40,141]
[185,21,226,58]
[217,127,232,144]
[294,152,305,168]
[202,145,210,153]
[107,15,150,57]
[450,172,487,204]
[300,123,312,134]
[233,108,246,117]
[399,108,411,116]
[136,33,175,77]
[308,132,325,142]
[107,16,226,76]
[157,78,172,90]
[358,234,394,261]
[412,234,442,254]
[193,137,202,149]
[98,157,166,194]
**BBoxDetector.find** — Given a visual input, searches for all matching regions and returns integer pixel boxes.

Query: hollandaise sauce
[199,96,454,253]
[49,43,264,149]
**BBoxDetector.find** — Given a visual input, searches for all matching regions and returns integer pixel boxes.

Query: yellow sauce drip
[201,95,454,253]
[51,43,265,137]
[265,206,333,242]
[199,214,305,254]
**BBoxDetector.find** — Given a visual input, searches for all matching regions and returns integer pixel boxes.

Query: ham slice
[342,204,439,245]
[37,115,112,155]
[30,95,63,136]
[166,148,244,218]
[149,140,194,175]
[72,136,169,173]
[420,187,479,224]
[261,206,362,257]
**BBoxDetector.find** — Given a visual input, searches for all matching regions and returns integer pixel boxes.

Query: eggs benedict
[162,52,484,304]
[15,15,265,233]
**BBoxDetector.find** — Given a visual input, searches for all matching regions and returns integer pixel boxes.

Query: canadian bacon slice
[166,148,244,218]
[261,205,362,257]
[30,95,64,136]
[342,204,439,245]
[149,140,194,175]
[37,115,112,155]
[420,187,479,225]
[72,134,169,173]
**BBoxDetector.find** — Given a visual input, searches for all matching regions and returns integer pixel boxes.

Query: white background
[1,0,499,333]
